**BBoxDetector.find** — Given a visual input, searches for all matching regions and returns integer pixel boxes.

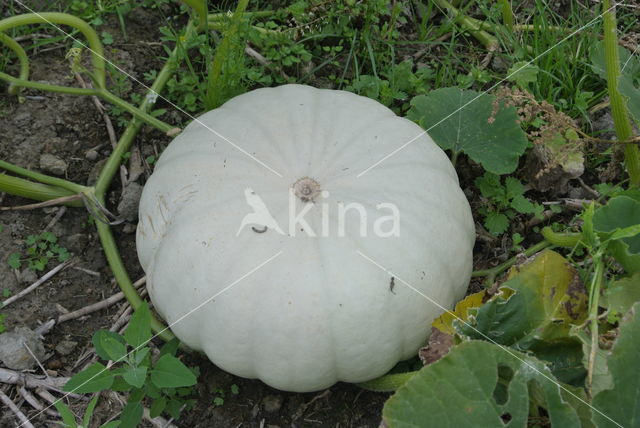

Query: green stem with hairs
[0,174,81,205]
[471,240,551,287]
[0,12,106,88]
[0,159,88,194]
[541,226,583,248]
[432,0,499,50]
[602,0,640,186]
[0,32,29,96]
[92,21,199,342]
[586,254,604,394]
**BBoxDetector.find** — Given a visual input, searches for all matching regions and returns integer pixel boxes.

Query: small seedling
[8,232,70,271]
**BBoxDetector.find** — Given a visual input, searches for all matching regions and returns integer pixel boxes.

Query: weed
[475,172,544,236]
[64,303,198,424]
[8,232,70,272]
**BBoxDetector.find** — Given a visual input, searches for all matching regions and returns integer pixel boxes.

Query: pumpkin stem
[293,177,322,202]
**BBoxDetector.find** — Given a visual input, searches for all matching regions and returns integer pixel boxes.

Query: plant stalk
[0,12,106,88]
[602,0,640,186]
[586,255,604,394]
[0,32,29,95]
[471,240,551,286]
[0,174,82,205]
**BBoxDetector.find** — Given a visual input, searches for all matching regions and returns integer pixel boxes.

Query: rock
[65,233,88,250]
[85,150,99,161]
[0,327,46,370]
[39,153,68,176]
[117,182,143,222]
[122,223,137,234]
[262,394,283,413]
[55,340,77,356]
[19,269,38,284]
[87,159,108,186]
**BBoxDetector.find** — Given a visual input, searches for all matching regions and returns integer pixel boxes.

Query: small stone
[122,223,137,234]
[262,394,283,413]
[85,150,99,161]
[0,327,46,370]
[117,182,143,222]
[19,269,38,284]
[65,233,88,250]
[55,340,77,356]
[39,153,68,176]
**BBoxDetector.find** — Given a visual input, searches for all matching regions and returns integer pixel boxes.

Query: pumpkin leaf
[432,290,486,335]
[457,251,588,381]
[592,302,640,428]
[458,250,587,346]
[604,273,640,317]
[382,341,582,427]
[593,196,640,274]
[407,87,528,174]
[590,40,640,80]
[618,76,640,127]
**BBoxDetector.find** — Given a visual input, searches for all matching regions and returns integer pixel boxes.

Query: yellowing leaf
[506,249,587,327]
[432,290,486,335]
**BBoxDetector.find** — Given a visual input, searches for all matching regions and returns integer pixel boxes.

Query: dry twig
[0,388,35,428]
[2,260,72,308]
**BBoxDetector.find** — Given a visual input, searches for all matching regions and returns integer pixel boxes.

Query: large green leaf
[593,196,640,274]
[382,341,582,427]
[604,273,640,316]
[458,250,588,347]
[592,302,640,428]
[589,41,640,80]
[457,251,588,382]
[618,76,640,127]
[407,87,528,174]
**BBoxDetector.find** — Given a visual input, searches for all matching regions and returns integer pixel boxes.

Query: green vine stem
[602,0,640,187]
[586,253,604,395]
[0,14,174,133]
[91,21,199,342]
[433,0,499,51]
[357,371,418,392]
[0,12,106,88]
[0,174,82,205]
[0,32,29,96]
[541,226,583,248]
[0,159,88,194]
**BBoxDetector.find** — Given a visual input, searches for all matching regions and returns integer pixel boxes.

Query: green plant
[8,231,70,271]
[475,172,544,235]
[55,395,117,428]
[64,303,198,425]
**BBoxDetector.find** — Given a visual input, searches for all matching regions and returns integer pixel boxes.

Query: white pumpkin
[136,84,475,392]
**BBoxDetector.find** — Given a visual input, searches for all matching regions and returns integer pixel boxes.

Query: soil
[0,4,390,427]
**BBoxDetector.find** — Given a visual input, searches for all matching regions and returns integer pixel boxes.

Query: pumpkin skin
[136,84,475,392]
